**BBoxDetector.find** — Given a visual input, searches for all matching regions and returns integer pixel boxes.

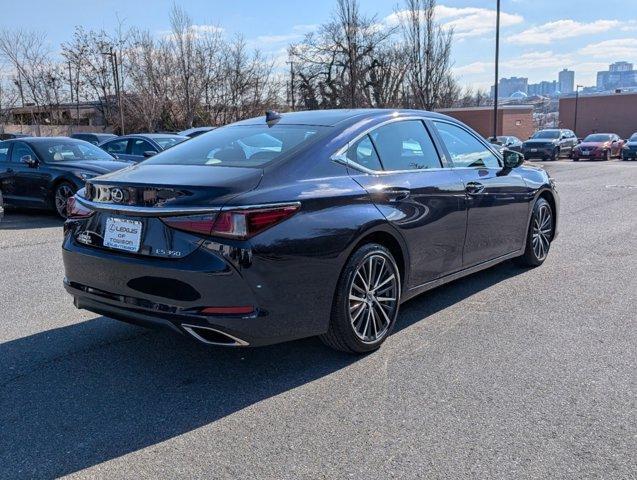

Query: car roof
[232,109,453,127]
[3,136,88,143]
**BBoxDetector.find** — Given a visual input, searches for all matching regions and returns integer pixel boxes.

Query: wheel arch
[348,227,409,290]
[48,175,80,208]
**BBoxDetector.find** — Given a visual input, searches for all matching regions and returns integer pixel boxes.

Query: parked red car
[572,133,624,161]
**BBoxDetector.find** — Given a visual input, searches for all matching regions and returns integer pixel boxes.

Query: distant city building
[596,62,637,91]
[558,69,575,94]
[491,77,528,99]
[528,80,558,97]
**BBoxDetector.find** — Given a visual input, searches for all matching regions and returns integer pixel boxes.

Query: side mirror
[21,155,38,168]
[502,149,524,170]
[143,150,157,158]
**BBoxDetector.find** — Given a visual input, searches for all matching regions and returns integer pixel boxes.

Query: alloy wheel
[531,204,552,261]
[348,254,398,343]
[55,184,74,217]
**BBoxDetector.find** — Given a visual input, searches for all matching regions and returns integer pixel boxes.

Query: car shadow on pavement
[0,261,523,479]
[0,210,63,230]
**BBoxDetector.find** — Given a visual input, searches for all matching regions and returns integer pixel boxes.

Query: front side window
[370,120,441,171]
[131,139,156,156]
[153,136,186,150]
[146,125,329,168]
[102,138,129,155]
[433,121,501,169]
[346,135,382,171]
[9,142,37,163]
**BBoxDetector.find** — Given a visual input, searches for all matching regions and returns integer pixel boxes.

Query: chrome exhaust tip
[181,324,249,347]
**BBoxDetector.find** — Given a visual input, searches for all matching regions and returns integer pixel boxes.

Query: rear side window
[102,138,128,155]
[0,141,9,161]
[433,121,501,169]
[346,135,382,171]
[370,120,441,171]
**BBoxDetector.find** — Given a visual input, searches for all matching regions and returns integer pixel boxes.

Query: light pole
[492,0,501,141]
[102,47,125,135]
[573,84,583,138]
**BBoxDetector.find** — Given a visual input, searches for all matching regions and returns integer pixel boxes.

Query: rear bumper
[62,229,334,347]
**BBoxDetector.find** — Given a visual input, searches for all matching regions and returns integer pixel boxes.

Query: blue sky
[1,0,635,90]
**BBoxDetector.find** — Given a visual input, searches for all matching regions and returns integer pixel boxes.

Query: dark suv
[521,129,578,161]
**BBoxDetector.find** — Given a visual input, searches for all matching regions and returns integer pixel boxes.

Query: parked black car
[622,132,637,161]
[0,137,132,218]
[179,127,215,138]
[63,109,558,353]
[521,129,578,161]
[0,133,28,140]
[70,132,117,145]
[99,134,188,162]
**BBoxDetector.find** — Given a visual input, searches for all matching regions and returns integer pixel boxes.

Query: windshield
[583,134,611,142]
[532,131,560,139]
[32,140,114,162]
[630,134,637,142]
[154,136,187,150]
[146,125,329,167]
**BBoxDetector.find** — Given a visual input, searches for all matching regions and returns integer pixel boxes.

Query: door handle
[465,181,485,194]
[384,188,410,202]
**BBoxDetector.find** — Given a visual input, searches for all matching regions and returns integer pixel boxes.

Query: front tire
[53,181,76,219]
[515,198,554,268]
[550,147,559,161]
[320,243,401,354]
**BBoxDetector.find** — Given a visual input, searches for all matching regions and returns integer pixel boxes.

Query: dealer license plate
[103,217,142,252]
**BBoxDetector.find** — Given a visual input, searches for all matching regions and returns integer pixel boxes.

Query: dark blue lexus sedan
[62,109,558,353]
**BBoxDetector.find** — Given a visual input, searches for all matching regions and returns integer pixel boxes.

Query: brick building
[436,105,535,140]
[559,92,637,138]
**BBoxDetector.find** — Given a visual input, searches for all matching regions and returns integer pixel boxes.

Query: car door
[431,120,532,267]
[9,141,50,207]
[344,119,467,288]
[101,137,132,161]
[0,141,15,202]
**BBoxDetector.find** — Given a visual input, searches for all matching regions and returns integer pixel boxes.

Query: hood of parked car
[576,141,608,149]
[524,139,558,146]
[53,159,134,174]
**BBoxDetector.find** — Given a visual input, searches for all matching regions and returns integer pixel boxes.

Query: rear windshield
[146,125,329,167]
[532,131,560,139]
[32,140,114,162]
[583,134,611,142]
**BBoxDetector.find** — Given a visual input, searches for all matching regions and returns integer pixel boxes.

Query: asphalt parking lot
[1,159,635,479]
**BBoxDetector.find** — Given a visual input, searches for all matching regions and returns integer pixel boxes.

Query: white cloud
[453,61,490,76]
[501,51,573,70]
[386,6,523,40]
[253,24,318,46]
[578,38,637,59]
[507,20,619,45]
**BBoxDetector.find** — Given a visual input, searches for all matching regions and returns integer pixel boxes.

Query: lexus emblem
[111,188,125,203]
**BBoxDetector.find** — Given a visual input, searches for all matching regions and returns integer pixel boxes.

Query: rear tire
[320,243,401,354]
[515,198,554,268]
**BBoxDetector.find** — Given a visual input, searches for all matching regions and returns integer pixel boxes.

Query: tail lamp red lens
[161,204,300,239]
[66,196,94,219]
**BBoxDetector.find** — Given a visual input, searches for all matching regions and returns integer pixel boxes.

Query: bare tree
[400,0,456,110]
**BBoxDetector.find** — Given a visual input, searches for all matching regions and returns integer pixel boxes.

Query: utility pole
[573,84,583,138]
[288,60,296,111]
[102,47,125,134]
[492,0,501,141]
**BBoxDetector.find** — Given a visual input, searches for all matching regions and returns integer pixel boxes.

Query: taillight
[161,204,300,239]
[66,196,94,219]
